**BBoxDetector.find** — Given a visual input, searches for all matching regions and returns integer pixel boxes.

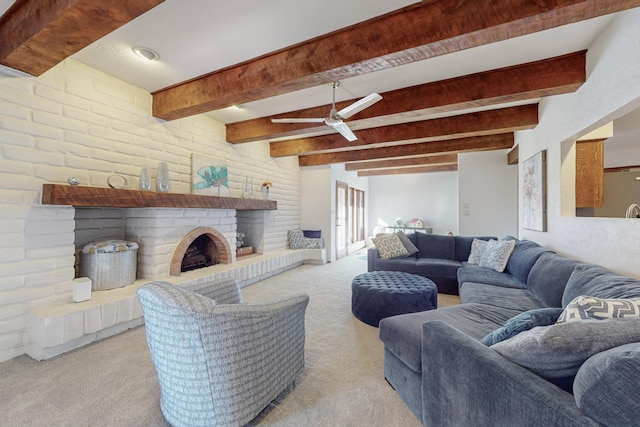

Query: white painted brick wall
[0,58,302,363]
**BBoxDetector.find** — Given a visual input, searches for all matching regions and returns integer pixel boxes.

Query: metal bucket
[80,250,137,291]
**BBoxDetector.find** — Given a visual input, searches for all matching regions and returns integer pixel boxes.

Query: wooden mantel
[41,184,277,210]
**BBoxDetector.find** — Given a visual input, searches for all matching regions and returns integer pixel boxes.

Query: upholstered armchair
[137,278,309,427]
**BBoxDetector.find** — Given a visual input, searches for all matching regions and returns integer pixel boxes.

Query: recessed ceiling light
[132,46,160,61]
[232,104,245,110]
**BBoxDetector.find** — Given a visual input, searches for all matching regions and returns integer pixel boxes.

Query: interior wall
[517,9,640,278]
[0,58,301,362]
[458,149,518,238]
[367,171,458,236]
[300,166,332,250]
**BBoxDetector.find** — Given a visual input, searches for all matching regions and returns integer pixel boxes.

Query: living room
[1,1,640,425]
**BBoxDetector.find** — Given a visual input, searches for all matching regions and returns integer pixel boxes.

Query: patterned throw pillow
[479,239,516,272]
[372,234,410,259]
[557,295,640,323]
[288,230,306,249]
[467,238,491,264]
[304,238,325,249]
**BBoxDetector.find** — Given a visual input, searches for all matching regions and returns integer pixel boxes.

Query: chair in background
[137,278,309,427]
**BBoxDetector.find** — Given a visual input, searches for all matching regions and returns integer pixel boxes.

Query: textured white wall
[458,149,518,238]
[517,9,640,278]
[0,59,301,362]
[367,171,458,236]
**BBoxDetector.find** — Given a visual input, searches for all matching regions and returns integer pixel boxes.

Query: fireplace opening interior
[181,234,220,273]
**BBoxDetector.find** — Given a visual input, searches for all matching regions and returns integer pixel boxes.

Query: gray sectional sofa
[378,237,640,426]
[368,233,495,294]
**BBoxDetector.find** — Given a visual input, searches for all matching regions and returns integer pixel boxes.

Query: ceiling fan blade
[331,121,358,142]
[271,118,325,123]
[337,93,383,119]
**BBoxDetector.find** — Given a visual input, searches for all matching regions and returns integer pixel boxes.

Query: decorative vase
[155,162,170,192]
[264,187,270,199]
[139,167,151,191]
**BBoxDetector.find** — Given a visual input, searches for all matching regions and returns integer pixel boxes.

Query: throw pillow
[396,231,419,256]
[481,307,564,346]
[302,230,321,238]
[288,230,306,249]
[556,295,640,323]
[479,239,515,272]
[371,234,410,259]
[467,238,490,264]
[490,317,640,378]
[304,237,325,249]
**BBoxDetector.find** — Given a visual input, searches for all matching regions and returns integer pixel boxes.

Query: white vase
[156,162,170,192]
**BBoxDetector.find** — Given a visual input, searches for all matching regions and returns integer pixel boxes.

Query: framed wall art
[191,154,229,196]
[522,150,547,231]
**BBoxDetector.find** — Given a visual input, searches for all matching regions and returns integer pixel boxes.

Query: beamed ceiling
[1,1,640,176]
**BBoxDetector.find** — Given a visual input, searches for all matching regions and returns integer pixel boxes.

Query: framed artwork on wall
[191,154,229,196]
[522,150,547,231]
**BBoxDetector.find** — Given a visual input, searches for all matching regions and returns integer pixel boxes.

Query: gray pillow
[467,238,490,264]
[491,317,640,378]
[396,231,419,256]
[479,239,515,272]
[481,307,563,346]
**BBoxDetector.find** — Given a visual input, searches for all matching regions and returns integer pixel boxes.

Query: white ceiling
[1,0,636,159]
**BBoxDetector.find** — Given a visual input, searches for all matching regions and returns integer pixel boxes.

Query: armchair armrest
[421,321,599,427]
[182,277,242,304]
[368,247,380,272]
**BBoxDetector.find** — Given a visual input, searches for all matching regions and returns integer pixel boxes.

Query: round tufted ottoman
[351,271,437,327]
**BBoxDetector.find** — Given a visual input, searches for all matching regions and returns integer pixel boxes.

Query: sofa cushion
[505,239,550,284]
[557,295,640,323]
[481,307,564,346]
[562,264,640,307]
[457,264,524,289]
[415,233,455,260]
[454,235,495,262]
[491,317,640,378]
[396,231,419,256]
[527,253,582,308]
[460,282,546,312]
[479,239,515,272]
[372,257,417,274]
[380,303,521,372]
[573,343,640,427]
[371,233,409,259]
[414,258,462,279]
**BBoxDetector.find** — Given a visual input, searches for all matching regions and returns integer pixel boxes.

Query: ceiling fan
[271,82,382,141]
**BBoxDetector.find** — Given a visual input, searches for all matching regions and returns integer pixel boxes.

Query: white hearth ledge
[26,248,325,361]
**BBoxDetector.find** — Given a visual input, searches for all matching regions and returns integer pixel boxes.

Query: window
[350,188,365,243]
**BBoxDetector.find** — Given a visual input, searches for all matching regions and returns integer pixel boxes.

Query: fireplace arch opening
[170,227,232,276]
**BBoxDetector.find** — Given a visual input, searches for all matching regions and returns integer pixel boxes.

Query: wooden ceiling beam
[227,51,585,143]
[298,133,514,167]
[0,0,164,76]
[345,154,458,171]
[152,0,639,121]
[357,164,458,177]
[271,104,536,157]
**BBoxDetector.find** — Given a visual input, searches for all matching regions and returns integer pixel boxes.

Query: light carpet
[0,250,458,426]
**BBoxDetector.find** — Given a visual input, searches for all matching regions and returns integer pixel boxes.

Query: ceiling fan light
[132,46,160,61]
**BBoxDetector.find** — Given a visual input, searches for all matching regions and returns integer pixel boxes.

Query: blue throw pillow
[302,230,321,238]
[481,307,564,346]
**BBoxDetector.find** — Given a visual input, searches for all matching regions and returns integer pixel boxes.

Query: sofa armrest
[421,321,600,427]
[368,247,380,272]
